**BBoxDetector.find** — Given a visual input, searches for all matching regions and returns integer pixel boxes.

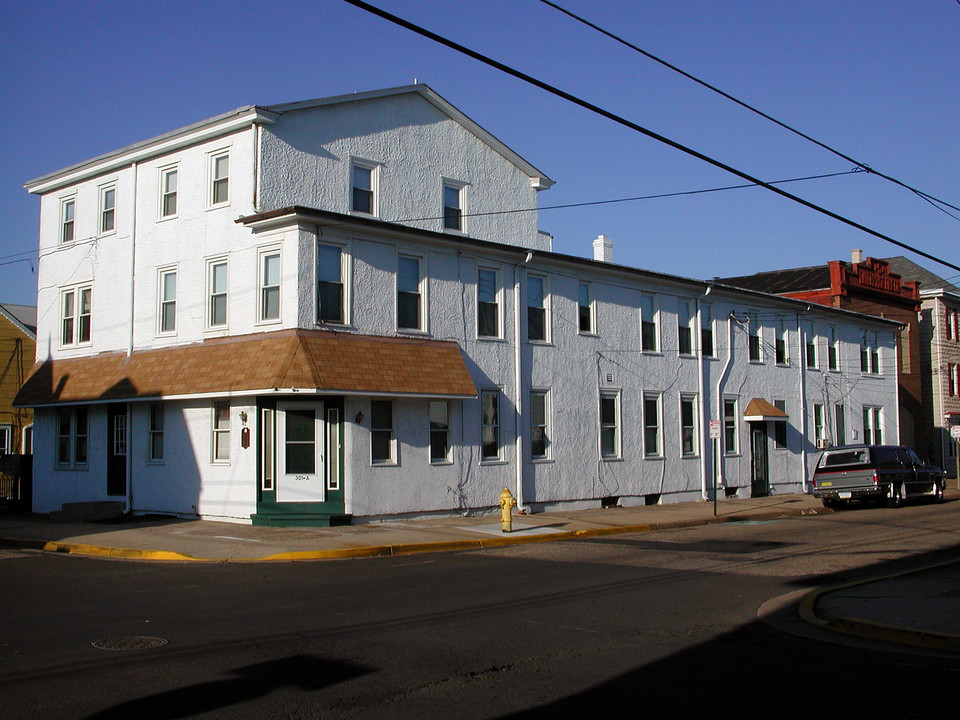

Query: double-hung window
[212,401,230,463]
[775,319,787,365]
[677,300,693,355]
[317,243,345,324]
[813,404,825,446]
[481,390,500,461]
[644,393,661,457]
[860,330,879,374]
[701,304,714,357]
[351,161,377,215]
[149,403,164,462]
[61,197,76,244]
[477,267,500,338]
[397,255,423,331]
[371,400,395,464]
[834,403,846,445]
[209,150,229,206]
[430,401,451,463]
[260,250,281,322]
[57,407,88,468]
[578,282,594,334]
[99,184,116,234]
[158,268,177,334]
[748,312,762,362]
[443,181,465,231]
[207,259,228,328]
[805,321,818,368]
[530,390,550,460]
[160,166,178,218]
[680,394,698,456]
[863,406,882,445]
[640,294,658,352]
[61,286,92,346]
[600,391,620,459]
[828,325,839,370]
[527,274,548,342]
[774,400,788,449]
[723,399,739,454]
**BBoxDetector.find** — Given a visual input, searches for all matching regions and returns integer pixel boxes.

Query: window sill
[681,454,700,460]
[157,214,178,223]
[442,227,468,237]
[479,458,507,466]
[430,459,454,467]
[371,461,397,468]
[528,340,554,347]
[600,456,623,462]
[644,455,664,461]
[206,201,231,212]
[477,335,507,343]
[532,457,553,464]
[397,328,430,338]
[749,360,765,365]
[641,350,663,357]
[256,317,283,327]
[578,331,598,338]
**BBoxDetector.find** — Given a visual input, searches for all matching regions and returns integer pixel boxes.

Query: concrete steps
[50,501,125,523]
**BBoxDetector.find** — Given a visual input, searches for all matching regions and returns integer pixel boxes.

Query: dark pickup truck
[812,444,944,509]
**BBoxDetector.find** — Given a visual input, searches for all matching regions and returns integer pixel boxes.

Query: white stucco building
[18,85,900,525]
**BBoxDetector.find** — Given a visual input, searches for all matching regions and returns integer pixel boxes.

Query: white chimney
[593,234,614,263]
[851,249,863,264]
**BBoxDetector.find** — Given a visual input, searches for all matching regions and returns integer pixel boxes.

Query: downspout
[892,326,901,445]
[798,313,808,491]
[253,122,262,212]
[696,286,710,500]
[715,312,736,493]
[127,160,139,515]
[514,257,527,512]
[934,301,944,466]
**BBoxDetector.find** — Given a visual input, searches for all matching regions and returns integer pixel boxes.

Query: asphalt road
[2,500,959,719]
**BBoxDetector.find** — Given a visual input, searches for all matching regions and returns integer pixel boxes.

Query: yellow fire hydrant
[499,487,516,533]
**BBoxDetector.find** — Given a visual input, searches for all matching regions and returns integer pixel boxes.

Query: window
[677,300,693,355]
[723,399,739,454]
[644,393,661,457]
[481,390,500,461]
[680,394,698,456]
[397,255,423,331]
[948,363,957,397]
[701,304,714,357]
[443,182,464,231]
[640,294,658,352]
[61,197,75,244]
[530,390,550,460]
[835,404,846,445]
[210,151,229,206]
[100,185,116,234]
[160,167,178,218]
[860,330,879,374]
[805,321,818,369]
[774,400,787,449]
[207,260,228,328]
[430,401,450,463]
[600,391,620,459]
[748,312,762,362]
[260,251,281,322]
[371,400,395,464]
[158,268,177,334]
[149,403,164,462]
[863,406,882,445]
[317,243,345,324]
[813,404,825,446]
[0,425,10,456]
[477,267,500,338]
[57,407,88,468]
[261,408,275,491]
[578,282,594,334]
[527,274,547,342]
[212,401,230,463]
[351,161,376,215]
[775,319,787,365]
[61,286,92,346]
[828,325,839,371]
[946,308,957,341]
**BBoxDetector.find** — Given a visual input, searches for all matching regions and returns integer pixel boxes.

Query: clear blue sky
[2,0,958,306]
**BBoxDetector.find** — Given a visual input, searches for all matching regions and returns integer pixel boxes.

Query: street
[2,499,959,719]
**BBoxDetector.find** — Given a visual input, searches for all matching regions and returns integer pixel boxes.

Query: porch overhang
[743,398,789,422]
[14,329,478,407]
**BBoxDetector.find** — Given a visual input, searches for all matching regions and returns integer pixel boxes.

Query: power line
[537,0,960,222]
[343,1,960,274]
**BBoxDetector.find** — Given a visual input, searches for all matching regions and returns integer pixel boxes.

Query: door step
[50,501,125,523]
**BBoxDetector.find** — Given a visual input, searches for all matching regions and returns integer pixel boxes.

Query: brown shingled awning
[742,398,789,422]
[14,329,477,407]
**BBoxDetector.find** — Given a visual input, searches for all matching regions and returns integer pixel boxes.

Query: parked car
[812,444,945,509]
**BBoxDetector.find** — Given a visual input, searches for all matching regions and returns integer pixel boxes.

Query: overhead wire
[343,0,960,274]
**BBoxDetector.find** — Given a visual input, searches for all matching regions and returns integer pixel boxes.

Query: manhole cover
[92,636,168,651]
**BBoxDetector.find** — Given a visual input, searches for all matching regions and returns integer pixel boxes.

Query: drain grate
[92,636,168,651]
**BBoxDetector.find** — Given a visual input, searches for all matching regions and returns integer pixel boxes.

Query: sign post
[709,420,722,516]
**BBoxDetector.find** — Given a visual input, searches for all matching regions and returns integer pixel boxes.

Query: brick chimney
[593,234,614,263]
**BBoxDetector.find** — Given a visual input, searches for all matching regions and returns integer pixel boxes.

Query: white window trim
[526,272,551,344]
[258,246,282,325]
[205,257,229,330]
[429,400,453,465]
[700,303,714,357]
[396,250,428,334]
[60,194,77,245]
[723,397,740,456]
[157,265,178,336]
[98,181,117,237]
[747,311,763,363]
[207,148,230,208]
[158,164,179,220]
[643,392,663,458]
[477,265,504,340]
[148,403,164,464]
[640,293,660,354]
[680,393,699,458]
[480,389,503,463]
[774,399,789,450]
[211,400,231,465]
[677,299,695,357]
[0,424,11,456]
[316,239,351,326]
[578,280,596,336]
[56,407,89,470]
[599,389,622,461]
[530,389,551,462]
[350,158,379,217]
[60,284,92,348]
[441,178,468,234]
[805,321,819,370]
[828,325,840,371]
[370,399,397,466]
[774,318,789,366]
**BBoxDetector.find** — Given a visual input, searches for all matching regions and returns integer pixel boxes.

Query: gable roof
[0,303,37,340]
[882,256,959,294]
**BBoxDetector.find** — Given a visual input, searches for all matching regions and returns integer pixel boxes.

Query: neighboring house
[16,85,900,525]
[883,257,960,477]
[720,252,924,449]
[0,303,36,457]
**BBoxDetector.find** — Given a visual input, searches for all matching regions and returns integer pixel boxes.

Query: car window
[906,448,922,465]
[875,448,901,466]
[818,449,869,468]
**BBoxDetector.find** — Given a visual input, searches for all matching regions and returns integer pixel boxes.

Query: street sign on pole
[709,420,722,440]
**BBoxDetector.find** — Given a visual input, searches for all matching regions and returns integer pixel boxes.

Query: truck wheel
[822,499,837,510]
[932,481,944,503]
[887,482,904,508]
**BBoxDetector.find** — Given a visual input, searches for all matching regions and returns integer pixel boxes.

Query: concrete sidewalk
[2,491,958,654]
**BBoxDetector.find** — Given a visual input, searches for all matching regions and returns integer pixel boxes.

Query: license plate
[839,491,852,499]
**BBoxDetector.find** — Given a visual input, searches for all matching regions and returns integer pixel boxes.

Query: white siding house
[18,85,900,525]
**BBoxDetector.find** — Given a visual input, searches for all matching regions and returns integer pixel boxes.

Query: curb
[798,559,960,654]
[0,503,821,563]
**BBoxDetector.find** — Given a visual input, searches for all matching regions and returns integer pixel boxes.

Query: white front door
[276,403,325,503]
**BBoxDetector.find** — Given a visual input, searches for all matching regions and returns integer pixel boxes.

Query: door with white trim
[276,403,325,503]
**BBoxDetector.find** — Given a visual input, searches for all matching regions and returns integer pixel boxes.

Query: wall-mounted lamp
[355,411,364,424]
